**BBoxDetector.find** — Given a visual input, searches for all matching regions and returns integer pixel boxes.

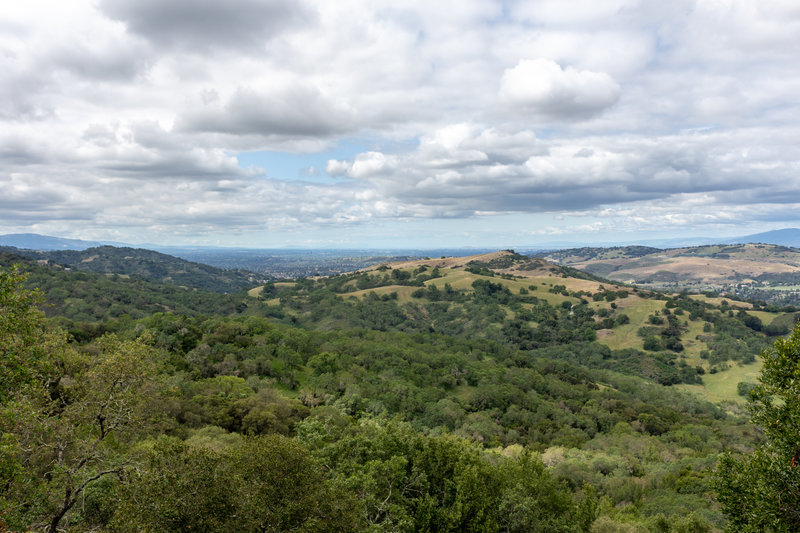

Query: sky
[2,0,800,249]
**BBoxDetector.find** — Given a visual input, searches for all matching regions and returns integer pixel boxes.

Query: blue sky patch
[236,141,369,182]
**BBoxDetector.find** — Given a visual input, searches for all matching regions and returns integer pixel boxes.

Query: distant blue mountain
[723,228,800,247]
[520,236,722,251]
[3,228,800,254]
[523,228,800,251]
[0,233,109,250]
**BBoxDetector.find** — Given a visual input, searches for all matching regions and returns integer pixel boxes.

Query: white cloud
[177,85,355,137]
[99,0,314,52]
[325,159,350,176]
[1,0,800,246]
[349,152,393,179]
[499,59,621,118]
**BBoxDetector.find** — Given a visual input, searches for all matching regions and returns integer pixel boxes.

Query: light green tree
[110,435,361,532]
[1,265,166,531]
[0,265,49,401]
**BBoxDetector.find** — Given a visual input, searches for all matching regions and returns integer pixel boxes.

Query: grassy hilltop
[250,249,789,406]
[536,243,800,304]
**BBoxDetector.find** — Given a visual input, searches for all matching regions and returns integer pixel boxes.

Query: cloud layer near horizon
[2,0,800,245]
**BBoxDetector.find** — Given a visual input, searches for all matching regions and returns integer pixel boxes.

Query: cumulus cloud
[48,38,149,82]
[2,0,800,245]
[99,0,314,52]
[0,68,53,121]
[326,152,396,179]
[325,159,350,177]
[348,152,394,179]
[322,126,800,219]
[499,59,621,118]
[178,85,354,137]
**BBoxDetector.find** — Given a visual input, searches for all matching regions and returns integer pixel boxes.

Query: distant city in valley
[6,230,800,301]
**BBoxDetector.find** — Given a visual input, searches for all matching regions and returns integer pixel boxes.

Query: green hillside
[1,245,262,293]
[1,248,792,531]
[0,251,249,322]
[251,251,781,393]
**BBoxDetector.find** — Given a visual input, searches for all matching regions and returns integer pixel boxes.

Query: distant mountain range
[522,228,800,251]
[3,228,800,254]
[0,233,113,250]
[723,228,800,247]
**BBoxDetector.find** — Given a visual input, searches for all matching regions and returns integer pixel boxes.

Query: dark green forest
[0,246,262,293]
[2,250,799,532]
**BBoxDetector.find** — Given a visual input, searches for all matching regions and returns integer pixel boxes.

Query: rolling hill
[248,249,790,403]
[3,245,789,531]
[535,243,800,304]
[0,245,263,293]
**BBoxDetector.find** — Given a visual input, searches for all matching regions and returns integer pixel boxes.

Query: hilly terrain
[249,249,791,403]
[0,250,248,322]
[2,245,794,531]
[535,243,800,304]
[0,245,263,293]
[6,245,787,400]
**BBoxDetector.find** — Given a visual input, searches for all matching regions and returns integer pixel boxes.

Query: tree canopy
[715,325,800,531]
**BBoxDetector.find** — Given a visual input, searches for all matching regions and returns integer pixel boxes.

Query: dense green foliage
[1,245,260,293]
[111,435,361,532]
[131,314,729,450]
[0,252,247,321]
[1,272,167,531]
[1,248,789,531]
[4,249,774,384]
[715,327,800,531]
[297,417,596,532]
[253,267,775,385]
[0,265,49,401]
[0,271,597,531]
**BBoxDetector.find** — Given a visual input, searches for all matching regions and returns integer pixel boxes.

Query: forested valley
[2,248,798,532]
